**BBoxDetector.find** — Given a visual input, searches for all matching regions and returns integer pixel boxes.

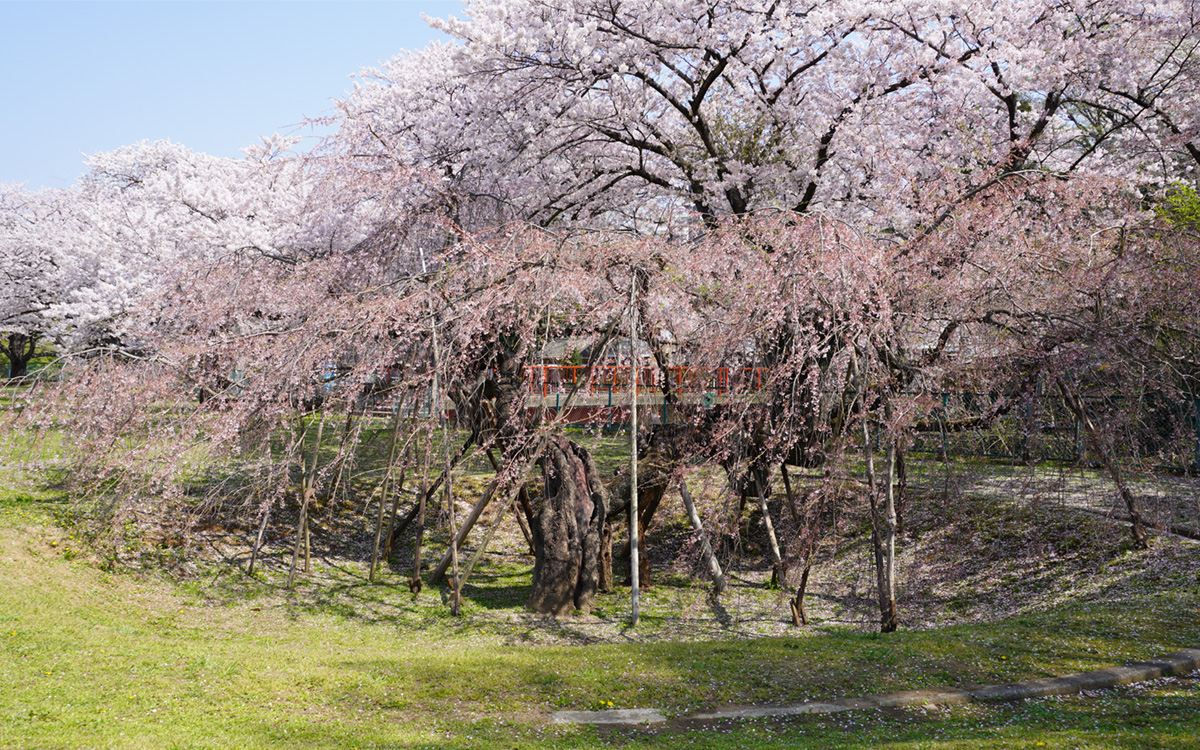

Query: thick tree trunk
[2,333,37,381]
[527,436,608,616]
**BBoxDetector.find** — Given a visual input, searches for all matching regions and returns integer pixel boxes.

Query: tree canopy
[5,0,1199,626]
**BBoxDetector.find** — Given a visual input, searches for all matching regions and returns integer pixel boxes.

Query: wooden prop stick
[248,483,269,575]
[369,395,407,582]
[779,462,802,528]
[430,312,461,616]
[755,468,784,585]
[410,476,427,595]
[287,412,326,589]
[791,559,813,626]
[432,442,546,583]
[458,498,512,589]
[511,497,534,552]
[429,471,505,584]
[383,429,476,559]
[1056,378,1150,549]
[486,447,535,538]
[679,478,725,594]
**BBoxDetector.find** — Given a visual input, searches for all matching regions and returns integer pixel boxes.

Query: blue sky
[1,1,459,188]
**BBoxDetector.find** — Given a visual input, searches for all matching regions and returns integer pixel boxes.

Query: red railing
[524,365,769,397]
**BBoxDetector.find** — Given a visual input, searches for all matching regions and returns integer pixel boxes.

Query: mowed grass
[2,487,1200,750]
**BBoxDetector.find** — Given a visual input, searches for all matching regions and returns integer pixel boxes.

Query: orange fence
[524,365,769,397]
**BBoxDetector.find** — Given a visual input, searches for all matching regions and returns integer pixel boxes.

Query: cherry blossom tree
[23,0,1200,630]
[0,184,65,379]
[336,0,1200,232]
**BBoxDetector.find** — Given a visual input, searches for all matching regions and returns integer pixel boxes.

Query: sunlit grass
[2,413,1198,749]
[3,483,1199,749]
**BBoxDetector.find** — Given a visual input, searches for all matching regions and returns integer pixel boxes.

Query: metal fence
[908,392,1200,473]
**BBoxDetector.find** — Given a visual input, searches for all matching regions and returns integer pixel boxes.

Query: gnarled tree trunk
[527,436,608,615]
[2,333,38,381]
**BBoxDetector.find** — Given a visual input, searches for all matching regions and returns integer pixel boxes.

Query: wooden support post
[370,400,405,582]
[458,498,512,588]
[679,479,725,594]
[288,413,325,589]
[430,312,461,615]
[486,448,535,543]
[248,492,270,576]
[410,475,426,594]
[429,471,506,584]
[756,469,784,585]
[790,562,812,626]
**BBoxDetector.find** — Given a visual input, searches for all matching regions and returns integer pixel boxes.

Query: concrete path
[550,647,1200,725]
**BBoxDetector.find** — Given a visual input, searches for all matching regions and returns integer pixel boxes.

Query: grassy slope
[3,481,1200,750]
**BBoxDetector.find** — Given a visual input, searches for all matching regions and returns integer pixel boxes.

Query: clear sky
[0,0,459,188]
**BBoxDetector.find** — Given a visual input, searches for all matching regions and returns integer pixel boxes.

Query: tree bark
[1,332,37,381]
[527,436,608,616]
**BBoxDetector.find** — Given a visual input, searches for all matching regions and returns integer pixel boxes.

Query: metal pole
[629,271,640,627]
[1193,397,1199,475]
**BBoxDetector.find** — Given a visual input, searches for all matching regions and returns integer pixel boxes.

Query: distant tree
[0,184,70,380]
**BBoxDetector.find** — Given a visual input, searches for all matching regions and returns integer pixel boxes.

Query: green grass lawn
[2,486,1199,750]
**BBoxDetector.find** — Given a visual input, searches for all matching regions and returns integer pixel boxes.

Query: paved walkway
[551,647,1200,725]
